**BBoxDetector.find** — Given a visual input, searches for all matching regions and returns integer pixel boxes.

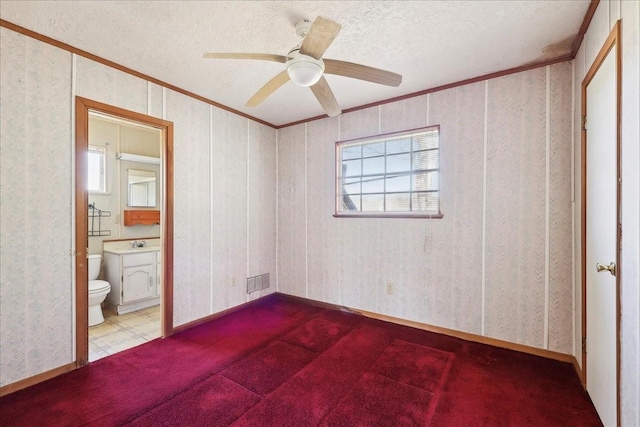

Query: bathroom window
[335,126,442,218]
[88,145,107,193]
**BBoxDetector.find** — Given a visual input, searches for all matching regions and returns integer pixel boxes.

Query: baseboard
[278,293,579,366]
[172,292,275,334]
[0,362,76,397]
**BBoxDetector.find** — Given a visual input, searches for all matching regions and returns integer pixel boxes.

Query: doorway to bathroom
[75,97,174,367]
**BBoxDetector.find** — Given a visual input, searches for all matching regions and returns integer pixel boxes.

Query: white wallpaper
[247,121,277,294]
[210,107,248,313]
[76,56,148,115]
[485,68,547,348]
[574,1,640,424]
[0,28,74,386]
[277,125,307,298]
[427,83,485,335]
[305,117,341,304]
[166,90,212,326]
[0,27,277,387]
[548,61,574,354]
[277,63,575,352]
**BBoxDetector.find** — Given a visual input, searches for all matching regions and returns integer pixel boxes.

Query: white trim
[304,122,309,298]
[246,119,251,300]
[147,81,152,116]
[70,52,77,362]
[162,87,166,120]
[209,106,215,312]
[571,58,576,356]
[275,129,279,292]
[544,65,551,349]
[481,80,488,336]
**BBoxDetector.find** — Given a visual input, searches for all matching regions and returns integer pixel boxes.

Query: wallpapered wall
[572,1,640,424]
[0,27,277,387]
[277,62,574,353]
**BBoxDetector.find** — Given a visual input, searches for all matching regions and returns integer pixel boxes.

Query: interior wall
[0,27,277,387]
[277,62,574,354]
[573,1,640,424]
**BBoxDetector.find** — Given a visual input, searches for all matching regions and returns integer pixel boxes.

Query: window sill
[333,212,444,219]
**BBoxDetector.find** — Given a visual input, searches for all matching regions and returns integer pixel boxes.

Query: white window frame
[334,125,442,218]
[87,145,107,194]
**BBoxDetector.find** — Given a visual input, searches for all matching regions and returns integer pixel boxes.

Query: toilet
[88,254,111,326]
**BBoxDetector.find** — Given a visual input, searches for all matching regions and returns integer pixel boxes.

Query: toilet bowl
[88,254,111,326]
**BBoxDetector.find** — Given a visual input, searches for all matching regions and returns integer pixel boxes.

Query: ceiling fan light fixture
[286,53,325,87]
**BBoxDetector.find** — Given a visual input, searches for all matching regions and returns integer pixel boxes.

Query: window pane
[413,150,438,170]
[386,137,412,154]
[413,131,439,151]
[341,193,360,211]
[341,177,361,195]
[361,194,384,211]
[385,174,410,192]
[387,153,411,173]
[361,175,384,194]
[87,149,104,192]
[342,144,361,160]
[412,192,439,212]
[362,141,385,158]
[362,156,384,175]
[386,193,410,211]
[342,159,361,177]
[413,171,438,191]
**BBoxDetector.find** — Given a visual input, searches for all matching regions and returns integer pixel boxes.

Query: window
[335,126,441,218]
[87,145,106,193]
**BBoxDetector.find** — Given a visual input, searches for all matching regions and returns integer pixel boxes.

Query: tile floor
[88,305,161,362]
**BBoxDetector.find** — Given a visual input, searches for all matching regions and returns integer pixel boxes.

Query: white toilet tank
[88,254,102,280]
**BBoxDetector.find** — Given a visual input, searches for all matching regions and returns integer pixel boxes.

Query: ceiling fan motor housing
[286,50,325,87]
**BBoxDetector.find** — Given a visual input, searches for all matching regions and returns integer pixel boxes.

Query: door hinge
[581,115,587,131]
[582,337,587,354]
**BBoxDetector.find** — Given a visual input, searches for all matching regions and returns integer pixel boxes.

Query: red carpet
[0,293,602,426]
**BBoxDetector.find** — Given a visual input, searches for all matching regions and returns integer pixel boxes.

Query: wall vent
[247,273,270,294]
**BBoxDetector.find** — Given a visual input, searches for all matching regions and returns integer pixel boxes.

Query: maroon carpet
[0,294,602,426]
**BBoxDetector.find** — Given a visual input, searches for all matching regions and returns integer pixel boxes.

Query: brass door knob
[596,262,616,276]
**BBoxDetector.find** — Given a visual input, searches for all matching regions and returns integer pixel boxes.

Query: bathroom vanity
[104,246,161,314]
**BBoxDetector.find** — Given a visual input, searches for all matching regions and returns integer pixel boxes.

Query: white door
[585,48,618,426]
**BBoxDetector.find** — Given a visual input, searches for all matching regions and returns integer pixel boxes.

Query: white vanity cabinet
[104,248,161,314]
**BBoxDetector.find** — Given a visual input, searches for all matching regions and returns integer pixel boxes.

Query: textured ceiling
[0,1,590,127]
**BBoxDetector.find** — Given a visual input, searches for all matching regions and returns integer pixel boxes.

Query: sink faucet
[131,240,146,248]
[132,241,138,248]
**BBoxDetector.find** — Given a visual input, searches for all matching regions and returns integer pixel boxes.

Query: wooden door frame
[580,20,621,422]
[75,97,174,367]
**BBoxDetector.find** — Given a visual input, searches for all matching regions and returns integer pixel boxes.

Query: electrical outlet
[114,214,121,224]
[386,283,393,294]
[231,277,236,287]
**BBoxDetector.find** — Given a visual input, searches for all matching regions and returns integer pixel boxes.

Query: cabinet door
[122,265,155,303]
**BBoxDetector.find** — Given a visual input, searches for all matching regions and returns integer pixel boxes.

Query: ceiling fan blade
[246,70,290,107]
[324,59,402,87]
[204,53,289,63]
[299,17,342,60]
[310,76,341,117]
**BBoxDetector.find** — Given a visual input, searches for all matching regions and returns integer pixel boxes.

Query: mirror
[128,169,156,207]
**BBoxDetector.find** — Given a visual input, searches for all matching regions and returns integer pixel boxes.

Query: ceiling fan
[204,16,402,117]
